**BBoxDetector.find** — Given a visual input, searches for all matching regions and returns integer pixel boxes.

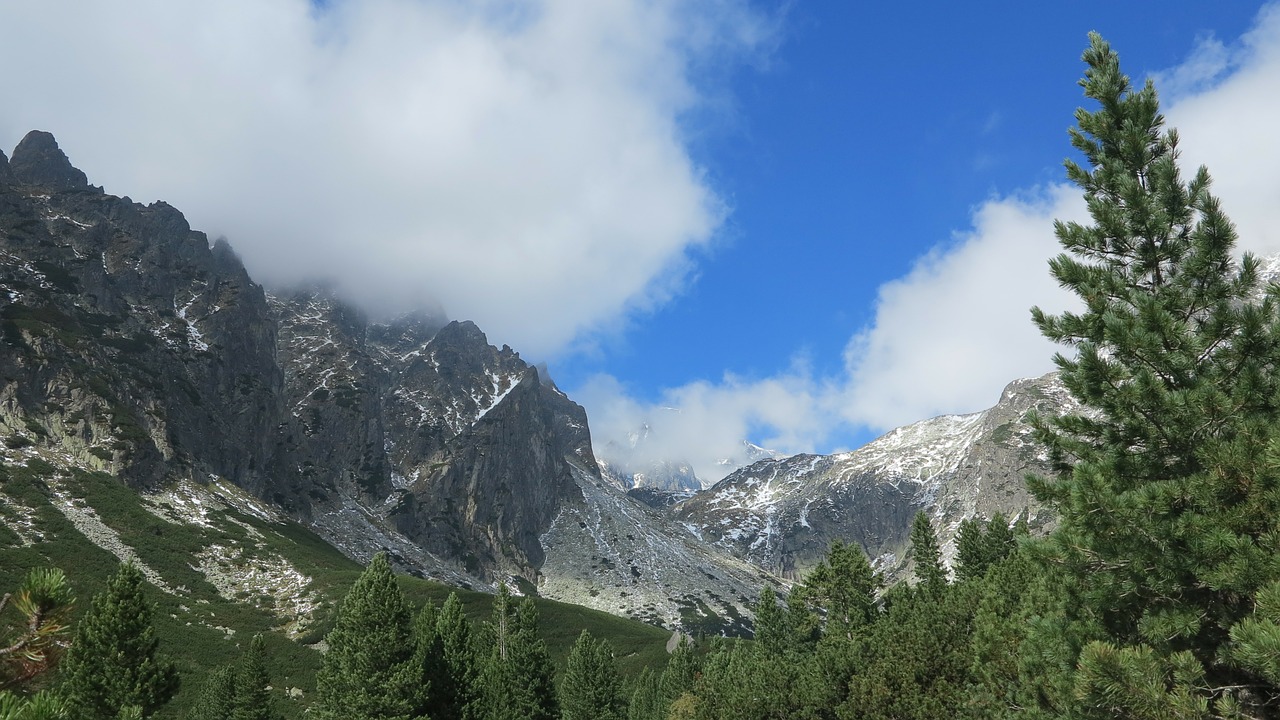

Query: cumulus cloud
[0,0,772,357]
[580,4,1280,482]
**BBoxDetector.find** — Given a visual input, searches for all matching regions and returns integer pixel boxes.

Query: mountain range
[0,130,1075,634]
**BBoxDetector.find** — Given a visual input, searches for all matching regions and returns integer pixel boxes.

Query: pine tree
[801,540,881,639]
[187,666,237,720]
[0,690,68,720]
[312,552,416,720]
[658,635,700,709]
[56,563,178,719]
[433,593,478,720]
[908,512,946,596]
[626,666,662,720]
[1028,32,1280,715]
[407,598,443,719]
[751,586,788,657]
[560,630,625,720]
[231,634,273,720]
[955,513,1016,582]
[0,568,74,691]
[477,586,557,720]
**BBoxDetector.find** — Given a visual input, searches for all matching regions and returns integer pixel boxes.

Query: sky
[2,2,1279,484]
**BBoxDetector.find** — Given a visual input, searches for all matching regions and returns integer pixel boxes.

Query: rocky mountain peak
[8,131,91,191]
[0,148,12,185]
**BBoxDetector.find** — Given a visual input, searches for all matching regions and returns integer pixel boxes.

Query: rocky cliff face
[0,130,283,492]
[0,132,772,631]
[675,373,1079,580]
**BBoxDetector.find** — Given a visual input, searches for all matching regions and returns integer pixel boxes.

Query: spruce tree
[56,563,178,719]
[1029,31,1280,714]
[560,630,625,720]
[751,586,788,656]
[312,552,416,720]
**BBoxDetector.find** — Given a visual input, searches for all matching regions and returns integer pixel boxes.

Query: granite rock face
[0,132,283,492]
[675,373,1077,581]
[0,132,772,631]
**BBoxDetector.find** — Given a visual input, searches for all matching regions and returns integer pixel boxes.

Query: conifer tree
[751,586,788,657]
[231,634,273,720]
[560,630,625,720]
[433,593,478,720]
[908,512,946,596]
[0,568,74,691]
[658,635,700,709]
[187,666,237,720]
[56,563,178,719]
[955,513,1016,582]
[312,552,416,720]
[626,666,662,720]
[477,586,557,720]
[0,690,69,720]
[407,598,443,718]
[801,540,880,639]
[1029,31,1280,715]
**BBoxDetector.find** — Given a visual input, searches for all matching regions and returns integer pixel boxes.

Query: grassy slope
[0,460,671,719]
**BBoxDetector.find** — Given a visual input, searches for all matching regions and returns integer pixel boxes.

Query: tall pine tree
[432,593,478,720]
[312,552,416,720]
[1029,31,1280,715]
[560,630,625,720]
[56,563,178,719]
[477,586,557,720]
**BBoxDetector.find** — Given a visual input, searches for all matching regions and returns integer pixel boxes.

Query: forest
[4,31,1280,720]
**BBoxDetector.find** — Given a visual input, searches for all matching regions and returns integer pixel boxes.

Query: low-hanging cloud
[579,4,1280,484]
[0,0,773,357]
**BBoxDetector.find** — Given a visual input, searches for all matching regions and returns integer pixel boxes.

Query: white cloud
[580,4,1280,480]
[838,185,1083,430]
[0,0,771,357]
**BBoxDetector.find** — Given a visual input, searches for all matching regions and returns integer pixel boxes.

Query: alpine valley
[0,130,1071,643]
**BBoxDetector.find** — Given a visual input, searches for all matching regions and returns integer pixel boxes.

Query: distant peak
[9,130,89,190]
[0,148,11,185]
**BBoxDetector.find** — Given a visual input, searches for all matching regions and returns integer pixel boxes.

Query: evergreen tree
[407,598,443,718]
[57,563,178,719]
[658,635,700,709]
[626,666,662,720]
[187,666,236,720]
[560,630,625,720]
[801,540,881,639]
[0,690,68,720]
[0,568,74,691]
[955,513,1017,582]
[751,587,788,657]
[1029,32,1280,715]
[312,552,416,720]
[231,634,273,720]
[908,512,946,596]
[433,593,478,720]
[477,586,557,720]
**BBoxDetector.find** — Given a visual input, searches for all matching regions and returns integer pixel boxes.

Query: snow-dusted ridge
[676,372,1069,581]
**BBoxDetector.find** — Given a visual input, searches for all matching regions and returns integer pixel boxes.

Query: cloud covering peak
[0,0,772,357]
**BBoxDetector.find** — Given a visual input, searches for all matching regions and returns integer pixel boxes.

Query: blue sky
[2,2,1279,483]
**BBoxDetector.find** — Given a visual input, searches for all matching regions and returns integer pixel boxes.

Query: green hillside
[0,457,672,718]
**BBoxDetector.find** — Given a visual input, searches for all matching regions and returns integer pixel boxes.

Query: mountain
[674,372,1079,580]
[0,131,773,632]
